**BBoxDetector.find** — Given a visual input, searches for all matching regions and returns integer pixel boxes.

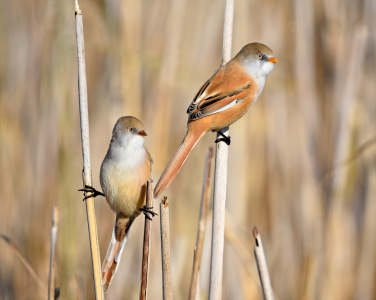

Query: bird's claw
[140,205,158,221]
[78,185,105,201]
[215,131,231,145]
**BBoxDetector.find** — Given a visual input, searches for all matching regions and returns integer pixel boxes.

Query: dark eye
[128,127,134,132]
[257,53,263,59]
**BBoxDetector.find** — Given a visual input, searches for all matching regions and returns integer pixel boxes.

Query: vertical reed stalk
[189,147,213,300]
[74,2,104,299]
[140,180,153,300]
[48,206,59,300]
[208,1,234,299]
[160,197,173,300]
[253,227,274,300]
[331,25,368,193]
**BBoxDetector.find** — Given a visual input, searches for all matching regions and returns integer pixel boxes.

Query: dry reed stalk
[48,206,59,300]
[354,165,376,299]
[160,197,173,300]
[253,227,274,300]
[1,234,47,297]
[331,24,368,192]
[223,212,254,277]
[321,25,368,299]
[189,147,213,300]
[74,2,104,299]
[209,0,234,299]
[140,180,153,300]
[147,0,187,168]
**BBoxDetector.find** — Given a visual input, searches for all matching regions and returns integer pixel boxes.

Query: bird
[153,42,277,198]
[79,116,154,291]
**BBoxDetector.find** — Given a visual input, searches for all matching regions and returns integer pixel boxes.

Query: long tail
[154,125,205,198]
[102,216,134,292]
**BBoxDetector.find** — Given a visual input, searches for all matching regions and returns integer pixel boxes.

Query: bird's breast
[100,148,151,217]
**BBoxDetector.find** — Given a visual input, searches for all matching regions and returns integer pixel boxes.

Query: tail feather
[102,217,134,292]
[154,127,205,198]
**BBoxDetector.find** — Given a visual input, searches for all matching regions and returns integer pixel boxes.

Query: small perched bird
[80,116,154,291]
[154,42,277,198]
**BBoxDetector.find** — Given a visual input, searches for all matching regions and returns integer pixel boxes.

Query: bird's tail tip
[101,226,129,291]
[153,182,165,198]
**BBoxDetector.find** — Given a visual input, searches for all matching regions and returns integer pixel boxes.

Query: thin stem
[140,180,153,300]
[160,197,173,300]
[189,147,213,300]
[75,4,104,299]
[209,0,234,299]
[253,227,274,300]
[48,206,59,300]
[1,234,47,297]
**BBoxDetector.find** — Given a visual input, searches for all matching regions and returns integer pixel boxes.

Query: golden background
[1,0,375,299]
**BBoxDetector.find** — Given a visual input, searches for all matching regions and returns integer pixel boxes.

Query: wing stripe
[197,79,211,98]
[198,83,250,110]
[187,78,213,113]
[199,95,227,109]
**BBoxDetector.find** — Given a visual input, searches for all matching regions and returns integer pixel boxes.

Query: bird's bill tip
[268,57,278,64]
[137,130,147,136]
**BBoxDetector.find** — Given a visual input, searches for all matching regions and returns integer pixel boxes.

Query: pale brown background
[1,0,375,299]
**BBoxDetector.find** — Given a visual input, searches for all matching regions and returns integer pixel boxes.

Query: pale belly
[100,160,150,218]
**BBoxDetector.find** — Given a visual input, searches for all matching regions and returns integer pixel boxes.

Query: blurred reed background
[1,0,375,299]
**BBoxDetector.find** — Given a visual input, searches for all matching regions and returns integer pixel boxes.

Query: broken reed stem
[140,180,153,300]
[75,3,104,299]
[1,234,47,297]
[160,197,173,300]
[48,206,59,300]
[189,147,214,300]
[209,0,234,299]
[253,227,274,300]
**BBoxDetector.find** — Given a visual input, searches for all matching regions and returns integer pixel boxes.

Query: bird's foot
[215,130,231,145]
[139,206,158,221]
[78,185,105,201]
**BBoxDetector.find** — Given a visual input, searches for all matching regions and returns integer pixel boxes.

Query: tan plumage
[154,43,277,198]
[100,116,152,291]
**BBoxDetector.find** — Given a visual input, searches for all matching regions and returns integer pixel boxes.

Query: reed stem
[75,3,104,298]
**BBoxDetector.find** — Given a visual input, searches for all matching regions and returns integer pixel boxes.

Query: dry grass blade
[160,197,173,300]
[140,180,153,300]
[75,3,104,299]
[209,0,234,299]
[253,227,274,300]
[189,147,213,300]
[1,234,47,297]
[323,135,376,180]
[48,206,59,300]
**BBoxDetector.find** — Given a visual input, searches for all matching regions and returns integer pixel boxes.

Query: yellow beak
[268,57,278,63]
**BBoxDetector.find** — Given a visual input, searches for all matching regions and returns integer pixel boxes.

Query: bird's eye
[128,127,134,132]
[257,53,263,59]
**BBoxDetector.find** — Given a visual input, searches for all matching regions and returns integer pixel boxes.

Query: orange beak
[268,57,278,64]
[138,130,147,136]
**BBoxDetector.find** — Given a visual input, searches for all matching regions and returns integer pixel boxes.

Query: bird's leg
[215,130,231,145]
[139,206,158,221]
[78,185,105,201]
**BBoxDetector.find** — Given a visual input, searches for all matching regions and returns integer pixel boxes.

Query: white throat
[243,60,274,98]
[109,134,146,169]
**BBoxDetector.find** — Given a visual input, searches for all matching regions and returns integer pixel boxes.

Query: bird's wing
[186,62,252,121]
